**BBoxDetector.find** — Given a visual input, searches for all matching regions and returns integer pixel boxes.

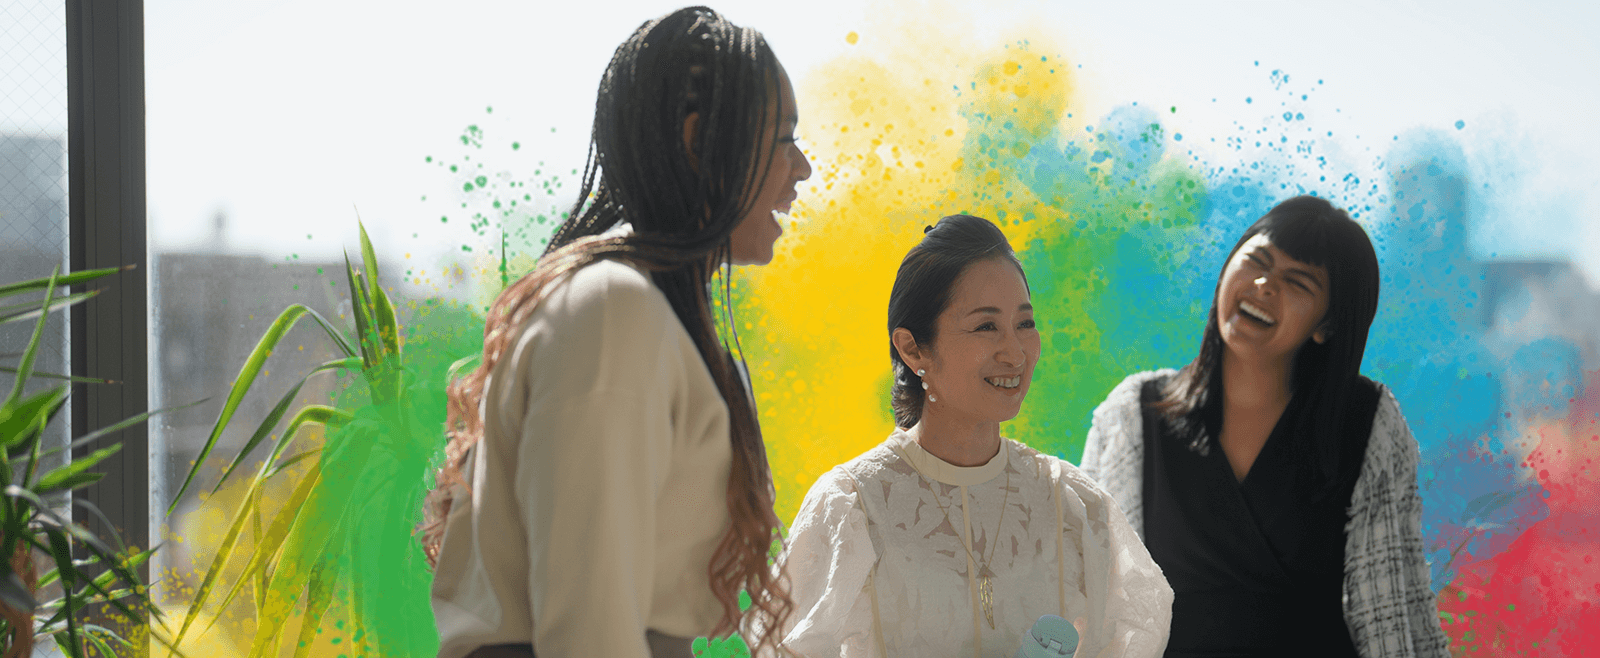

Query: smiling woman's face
[729,65,812,266]
[904,258,1041,425]
[1215,232,1331,364]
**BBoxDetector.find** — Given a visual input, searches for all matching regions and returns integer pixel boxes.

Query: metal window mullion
[66,0,149,619]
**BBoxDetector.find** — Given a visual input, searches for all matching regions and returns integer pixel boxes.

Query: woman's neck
[908,410,1002,468]
[1220,348,1294,412]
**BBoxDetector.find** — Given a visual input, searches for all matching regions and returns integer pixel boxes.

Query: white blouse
[776,430,1172,658]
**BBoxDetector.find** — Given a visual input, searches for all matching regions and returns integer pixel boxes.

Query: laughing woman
[774,215,1172,658]
[1080,196,1451,657]
[422,7,812,658]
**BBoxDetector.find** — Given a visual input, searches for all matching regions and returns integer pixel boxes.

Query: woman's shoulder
[1352,377,1422,476]
[520,257,680,351]
[1098,369,1177,411]
[834,435,910,482]
[542,257,668,318]
[794,445,898,515]
[1088,369,1178,432]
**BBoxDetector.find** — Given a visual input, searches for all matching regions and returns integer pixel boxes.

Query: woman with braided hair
[423,7,811,658]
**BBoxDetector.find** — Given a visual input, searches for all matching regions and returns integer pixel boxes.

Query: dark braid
[422,6,791,652]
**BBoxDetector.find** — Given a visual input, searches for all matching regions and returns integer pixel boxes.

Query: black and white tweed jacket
[1078,369,1452,658]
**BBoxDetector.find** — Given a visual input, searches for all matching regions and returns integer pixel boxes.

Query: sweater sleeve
[1055,460,1173,658]
[1343,389,1452,658]
[511,264,683,658]
[775,469,878,658]
[1079,370,1171,540]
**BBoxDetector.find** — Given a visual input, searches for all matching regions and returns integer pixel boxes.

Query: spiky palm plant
[0,265,183,657]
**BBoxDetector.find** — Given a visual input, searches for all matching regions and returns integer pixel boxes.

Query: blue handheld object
[1016,614,1079,658]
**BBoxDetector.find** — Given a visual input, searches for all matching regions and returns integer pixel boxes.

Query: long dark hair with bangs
[1155,195,1380,494]
[419,6,791,650]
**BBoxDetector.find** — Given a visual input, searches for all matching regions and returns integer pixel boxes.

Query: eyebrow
[1254,245,1326,291]
[1283,266,1326,290]
[964,303,1033,317]
[1248,246,1276,266]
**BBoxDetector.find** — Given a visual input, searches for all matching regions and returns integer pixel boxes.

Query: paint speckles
[1438,373,1600,656]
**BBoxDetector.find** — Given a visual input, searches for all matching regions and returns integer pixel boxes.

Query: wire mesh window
[0,0,72,480]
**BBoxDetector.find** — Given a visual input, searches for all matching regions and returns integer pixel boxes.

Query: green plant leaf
[40,396,208,461]
[0,385,67,450]
[373,283,401,361]
[290,556,341,658]
[4,266,60,411]
[252,489,268,620]
[81,626,118,658]
[8,487,119,561]
[264,450,320,480]
[171,486,258,647]
[344,252,378,369]
[358,220,381,300]
[168,304,353,514]
[36,444,122,493]
[298,306,361,359]
[245,498,344,658]
[255,406,346,485]
[0,289,100,325]
[0,265,124,299]
[42,472,105,492]
[0,366,116,385]
[43,530,80,658]
[35,547,152,593]
[193,459,322,641]
[208,358,354,496]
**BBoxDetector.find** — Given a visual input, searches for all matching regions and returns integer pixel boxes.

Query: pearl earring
[917,369,925,377]
[916,369,935,402]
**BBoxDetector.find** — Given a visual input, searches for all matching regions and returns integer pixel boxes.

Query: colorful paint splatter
[165,10,1594,658]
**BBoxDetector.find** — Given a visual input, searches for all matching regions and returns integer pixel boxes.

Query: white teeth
[985,376,1021,389]
[1239,300,1276,326]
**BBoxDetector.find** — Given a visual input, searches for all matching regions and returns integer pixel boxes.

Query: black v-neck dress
[1140,376,1380,657]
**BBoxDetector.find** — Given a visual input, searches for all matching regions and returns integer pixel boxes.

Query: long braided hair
[420,6,791,650]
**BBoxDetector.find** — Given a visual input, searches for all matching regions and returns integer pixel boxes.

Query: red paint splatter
[1438,370,1600,656]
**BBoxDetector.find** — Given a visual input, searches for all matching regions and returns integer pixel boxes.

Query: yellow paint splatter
[744,13,1079,523]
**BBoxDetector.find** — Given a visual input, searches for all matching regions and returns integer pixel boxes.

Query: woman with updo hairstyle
[422,7,812,658]
[772,215,1172,658]
[1080,196,1451,656]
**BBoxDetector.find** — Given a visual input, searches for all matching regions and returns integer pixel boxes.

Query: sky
[123,0,1600,282]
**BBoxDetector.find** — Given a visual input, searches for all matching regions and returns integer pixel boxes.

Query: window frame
[66,0,150,616]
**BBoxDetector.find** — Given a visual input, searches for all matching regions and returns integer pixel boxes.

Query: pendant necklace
[928,466,1010,630]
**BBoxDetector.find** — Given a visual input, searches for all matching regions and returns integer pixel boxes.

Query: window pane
[143,2,570,643]
[0,0,70,487]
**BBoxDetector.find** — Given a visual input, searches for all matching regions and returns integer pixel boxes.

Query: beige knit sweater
[432,255,734,658]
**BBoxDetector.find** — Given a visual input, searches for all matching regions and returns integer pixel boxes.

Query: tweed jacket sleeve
[1078,370,1175,540]
[1078,373,1451,658]
[1341,387,1453,658]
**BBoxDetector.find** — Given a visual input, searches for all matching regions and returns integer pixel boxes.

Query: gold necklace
[927,466,1010,630]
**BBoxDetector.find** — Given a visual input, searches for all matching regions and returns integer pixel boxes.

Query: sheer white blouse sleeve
[778,468,880,658]
[1050,459,1174,658]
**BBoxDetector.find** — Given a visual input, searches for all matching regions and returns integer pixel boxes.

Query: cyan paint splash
[169,19,1597,658]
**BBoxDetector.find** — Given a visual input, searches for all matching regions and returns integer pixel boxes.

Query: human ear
[1312,324,1331,344]
[891,327,926,372]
